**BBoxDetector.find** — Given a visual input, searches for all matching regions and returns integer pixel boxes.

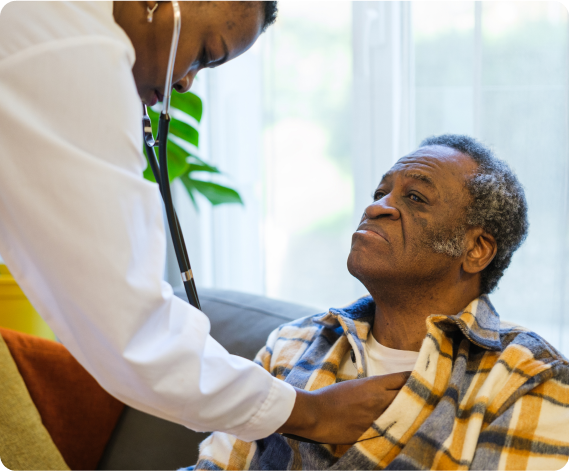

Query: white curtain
[188,2,360,310]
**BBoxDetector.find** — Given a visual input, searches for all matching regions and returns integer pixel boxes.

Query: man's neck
[367,278,480,352]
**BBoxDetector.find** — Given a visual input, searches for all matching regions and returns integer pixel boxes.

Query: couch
[0,288,320,470]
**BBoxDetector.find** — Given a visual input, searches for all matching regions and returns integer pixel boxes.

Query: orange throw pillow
[0,327,124,470]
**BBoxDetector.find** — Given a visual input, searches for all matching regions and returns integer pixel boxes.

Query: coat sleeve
[0,36,295,441]
[193,327,283,470]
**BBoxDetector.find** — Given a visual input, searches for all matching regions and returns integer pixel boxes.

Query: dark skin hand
[112,1,413,444]
[348,145,497,352]
[277,372,411,444]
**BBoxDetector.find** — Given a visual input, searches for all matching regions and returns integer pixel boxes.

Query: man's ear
[462,228,497,274]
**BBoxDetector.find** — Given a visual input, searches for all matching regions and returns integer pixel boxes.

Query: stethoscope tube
[142,1,201,310]
[143,109,201,310]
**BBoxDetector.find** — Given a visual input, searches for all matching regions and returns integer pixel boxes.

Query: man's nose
[363,193,401,220]
[173,73,195,94]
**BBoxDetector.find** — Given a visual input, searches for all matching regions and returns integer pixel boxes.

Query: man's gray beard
[425,223,467,258]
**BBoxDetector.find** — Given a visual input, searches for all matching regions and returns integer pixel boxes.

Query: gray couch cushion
[97,288,319,470]
[198,288,320,361]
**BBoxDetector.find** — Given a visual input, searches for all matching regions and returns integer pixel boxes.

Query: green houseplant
[143,90,243,209]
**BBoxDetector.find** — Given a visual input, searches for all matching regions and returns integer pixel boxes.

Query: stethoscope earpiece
[146,3,158,23]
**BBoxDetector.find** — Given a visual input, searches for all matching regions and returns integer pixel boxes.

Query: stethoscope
[141,1,201,310]
[138,4,372,446]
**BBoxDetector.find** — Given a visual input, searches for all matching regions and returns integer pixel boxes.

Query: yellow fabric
[0,264,56,341]
[0,333,69,470]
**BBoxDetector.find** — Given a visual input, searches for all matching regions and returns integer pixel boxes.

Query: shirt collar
[313,294,502,351]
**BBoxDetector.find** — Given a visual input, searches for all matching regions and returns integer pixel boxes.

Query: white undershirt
[0,1,295,441]
[340,332,420,378]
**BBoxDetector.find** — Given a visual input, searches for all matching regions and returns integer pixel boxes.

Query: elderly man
[192,134,569,470]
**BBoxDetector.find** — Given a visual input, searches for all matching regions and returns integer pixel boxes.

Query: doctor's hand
[277,371,411,445]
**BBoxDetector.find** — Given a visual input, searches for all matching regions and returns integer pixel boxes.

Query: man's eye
[409,193,424,203]
[374,192,385,201]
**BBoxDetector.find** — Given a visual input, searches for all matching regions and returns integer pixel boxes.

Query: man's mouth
[355,225,389,242]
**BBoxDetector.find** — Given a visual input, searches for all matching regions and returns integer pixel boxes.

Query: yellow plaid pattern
[194,296,569,470]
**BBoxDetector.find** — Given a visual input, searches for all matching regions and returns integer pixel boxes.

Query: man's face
[347,145,478,287]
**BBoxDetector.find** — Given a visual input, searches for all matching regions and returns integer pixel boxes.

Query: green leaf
[142,142,190,183]
[142,91,243,210]
[169,120,199,147]
[143,156,156,182]
[167,162,191,182]
[179,173,199,211]
[147,107,198,148]
[166,140,190,165]
[171,91,203,122]
[147,106,160,120]
[146,107,160,137]
[186,154,215,168]
[187,162,221,174]
[191,180,244,206]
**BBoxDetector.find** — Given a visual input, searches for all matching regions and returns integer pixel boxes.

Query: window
[176,1,569,356]
[354,1,569,355]
[185,2,359,311]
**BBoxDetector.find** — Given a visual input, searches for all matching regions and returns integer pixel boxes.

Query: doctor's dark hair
[261,1,278,32]
[419,134,529,294]
[232,2,278,33]
[241,1,277,32]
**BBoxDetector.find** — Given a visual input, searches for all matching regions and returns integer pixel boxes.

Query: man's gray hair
[419,134,529,294]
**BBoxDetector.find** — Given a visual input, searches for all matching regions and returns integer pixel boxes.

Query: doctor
[0,1,405,444]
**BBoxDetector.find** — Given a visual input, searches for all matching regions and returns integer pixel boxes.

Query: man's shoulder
[271,311,333,342]
[264,311,343,378]
[497,320,569,380]
[499,320,567,359]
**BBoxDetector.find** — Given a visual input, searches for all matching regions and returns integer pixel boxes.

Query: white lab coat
[0,1,295,441]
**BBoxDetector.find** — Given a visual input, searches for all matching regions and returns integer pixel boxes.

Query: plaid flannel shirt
[194,295,569,470]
